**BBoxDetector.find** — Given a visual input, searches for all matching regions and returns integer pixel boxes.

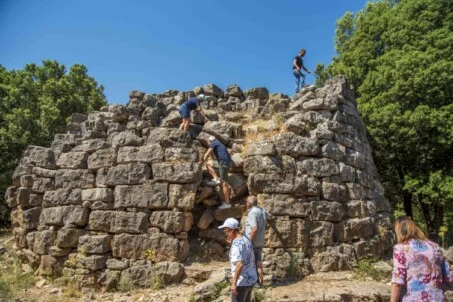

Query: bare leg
[183,119,191,132]
[206,163,219,180]
[222,182,230,204]
[257,261,264,284]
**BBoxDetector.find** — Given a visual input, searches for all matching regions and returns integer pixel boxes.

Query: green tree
[316,0,453,243]
[0,60,107,227]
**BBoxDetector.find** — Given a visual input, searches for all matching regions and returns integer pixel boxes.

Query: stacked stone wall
[6,76,393,287]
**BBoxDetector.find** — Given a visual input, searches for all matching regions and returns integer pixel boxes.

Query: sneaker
[218,203,232,210]
[207,179,221,186]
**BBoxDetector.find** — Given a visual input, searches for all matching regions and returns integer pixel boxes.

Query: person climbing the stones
[200,136,232,209]
[245,195,272,286]
[293,48,311,93]
[179,94,209,132]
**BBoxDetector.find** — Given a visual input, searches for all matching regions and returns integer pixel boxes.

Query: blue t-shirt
[210,140,231,164]
[230,236,257,287]
[183,97,200,111]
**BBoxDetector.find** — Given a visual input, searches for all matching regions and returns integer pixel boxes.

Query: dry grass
[0,252,36,301]
[241,114,286,157]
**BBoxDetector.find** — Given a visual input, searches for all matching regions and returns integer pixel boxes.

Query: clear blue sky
[0,0,368,104]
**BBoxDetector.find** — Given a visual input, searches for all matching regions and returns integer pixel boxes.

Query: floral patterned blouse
[229,235,257,287]
[392,239,453,301]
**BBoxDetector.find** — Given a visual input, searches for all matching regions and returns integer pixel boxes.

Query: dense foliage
[315,0,453,244]
[0,60,107,226]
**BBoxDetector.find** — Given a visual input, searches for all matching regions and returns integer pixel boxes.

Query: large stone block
[17,207,42,230]
[56,152,89,169]
[346,200,376,218]
[55,169,95,189]
[338,218,375,242]
[32,167,56,178]
[284,114,308,136]
[310,201,344,222]
[81,188,113,202]
[164,147,198,162]
[88,211,148,234]
[246,142,277,157]
[244,155,296,175]
[273,133,319,157]
[112,233,187,261]
[33,230,56,255]
[43,188,82,207]
[108,131,143,149]
[258,194,311,218]
[214,205,246,221]
[146,128,192,148]
[55,228,85,248]
[265,218,306,248]
[87,148,116,170]
[20,146,56,169]
[117,144,164,164]
[40,206,89,227]
[149,211,191,233]
[321,142,345,161]
[339,162,355,182]
[78,234,112,254]
[69,253,108,271]
[309,221,334,248]
[311,244,356,273]
[153,162,202,184]
[298,158,339,177]
[168,184,196,210]
[31,177,55,193]
[105,163,150,186]
[114,182,168,209]
[248,174,320,196]
[5,186,17,208]
[197,209,215,230]
[71,138,109,153]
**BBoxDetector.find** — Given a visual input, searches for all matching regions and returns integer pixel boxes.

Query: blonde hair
[394,216,427,244]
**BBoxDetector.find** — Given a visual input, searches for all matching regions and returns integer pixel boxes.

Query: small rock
[35,279,46,288]
[0,245,5,255]
[50,288,60,294]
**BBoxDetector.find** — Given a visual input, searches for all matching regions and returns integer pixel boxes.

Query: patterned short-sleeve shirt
[229,235,257,287]
[392,239,453,301]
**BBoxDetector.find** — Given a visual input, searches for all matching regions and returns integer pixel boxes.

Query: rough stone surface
[7,76,393,284]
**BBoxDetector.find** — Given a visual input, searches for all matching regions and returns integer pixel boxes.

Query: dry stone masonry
[6,76,393,289]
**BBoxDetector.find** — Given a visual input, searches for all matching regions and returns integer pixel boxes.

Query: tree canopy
[316,0,453,244]
[0,60,107,226]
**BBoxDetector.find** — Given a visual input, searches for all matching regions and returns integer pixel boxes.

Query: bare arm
[231,261,244,295]
[201,149,213,163]
[197,106,209,120]
[301,62,311,73]
[249,226,258,243]
[390,283,402,302]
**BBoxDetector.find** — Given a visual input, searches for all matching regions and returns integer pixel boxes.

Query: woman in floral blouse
[219,218,257,302]
[391,216,453,302]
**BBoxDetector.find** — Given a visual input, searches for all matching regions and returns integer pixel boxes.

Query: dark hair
[299,49,306,55]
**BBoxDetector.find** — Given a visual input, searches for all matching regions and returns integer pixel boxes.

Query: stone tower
[6,76,393,288]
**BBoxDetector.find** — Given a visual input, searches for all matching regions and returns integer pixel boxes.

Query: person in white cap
[200,136,232,209]
[178,94,209,132]
[218,218,257,302]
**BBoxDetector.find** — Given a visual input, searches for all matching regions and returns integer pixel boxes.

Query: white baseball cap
[218,218,239,230]
[208,136,216,142]
[198,94,206,101]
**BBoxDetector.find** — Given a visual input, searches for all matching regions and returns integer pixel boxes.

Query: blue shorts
[179,105,191,119]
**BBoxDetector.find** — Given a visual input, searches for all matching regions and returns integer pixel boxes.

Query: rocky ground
[2,232,453,302]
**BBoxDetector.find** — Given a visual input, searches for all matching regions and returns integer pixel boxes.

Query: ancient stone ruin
[5,76,394,289]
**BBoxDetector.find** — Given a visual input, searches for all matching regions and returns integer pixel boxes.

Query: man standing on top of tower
[200,136,232,209]
[293,48,311,93]
[179,94,209,132]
